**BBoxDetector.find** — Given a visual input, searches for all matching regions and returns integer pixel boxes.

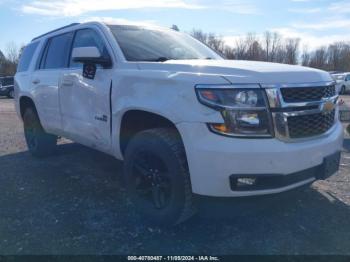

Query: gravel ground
[0,96,349,255]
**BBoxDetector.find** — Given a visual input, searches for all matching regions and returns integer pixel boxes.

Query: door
[31,32,74,133]
[59,28,113,152]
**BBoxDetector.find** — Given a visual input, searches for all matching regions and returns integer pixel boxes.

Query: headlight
[196,85,274,137]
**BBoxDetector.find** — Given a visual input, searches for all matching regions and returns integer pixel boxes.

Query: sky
[0,0,349,55]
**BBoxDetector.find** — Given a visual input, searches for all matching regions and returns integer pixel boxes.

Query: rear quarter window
[17,42,39,72]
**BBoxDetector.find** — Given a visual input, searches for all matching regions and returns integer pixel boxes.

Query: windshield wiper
[143,57,173,62]
[185,57,215,60]
[142,57,215,62]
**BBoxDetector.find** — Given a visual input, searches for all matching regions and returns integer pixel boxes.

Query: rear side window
[17,42,39,72]
[41,32,73,69]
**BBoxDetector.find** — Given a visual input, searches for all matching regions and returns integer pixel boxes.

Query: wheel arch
[119,109,183,156]
[19,95,37,118]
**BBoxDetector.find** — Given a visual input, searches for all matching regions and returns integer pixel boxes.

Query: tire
[23,107,57,157]
[123,128,196,226]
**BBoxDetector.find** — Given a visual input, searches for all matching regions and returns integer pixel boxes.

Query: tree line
[188,28,350,72]
[0,42,23,76]
[1,28,350,76]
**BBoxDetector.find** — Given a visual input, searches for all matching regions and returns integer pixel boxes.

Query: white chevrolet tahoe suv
[15,22,343,225]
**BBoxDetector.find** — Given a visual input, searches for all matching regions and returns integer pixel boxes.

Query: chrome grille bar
[262,81,338,142]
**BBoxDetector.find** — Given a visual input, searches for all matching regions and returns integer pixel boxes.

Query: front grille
[287,110,335,139]
[281,85,335,103]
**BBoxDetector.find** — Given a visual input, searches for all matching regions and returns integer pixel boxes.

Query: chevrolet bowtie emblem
[323,101,335,112]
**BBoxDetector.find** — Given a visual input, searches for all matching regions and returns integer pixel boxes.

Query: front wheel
[23,107,57,157]
[123,128,196,226]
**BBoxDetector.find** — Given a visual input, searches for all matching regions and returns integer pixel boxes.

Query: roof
[31,23,80,42]
[30,21,170,42]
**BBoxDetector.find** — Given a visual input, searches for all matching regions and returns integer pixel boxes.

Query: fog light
[237,178,256,186]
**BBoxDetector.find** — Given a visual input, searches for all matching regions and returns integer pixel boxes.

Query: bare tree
[191,29,208,44]
[234,37,247,60]
[236,33,263,61]
[0,42,22,76]
[190,29,225,56]
[207,33,225,55]
[270,32,282,62]
[5,42,20,64]
[190,27,350,71]
[284,38,300,65]
[264,31,271,61]
[301,45,310,66]
[224,46,235,59]
[299,41,350,71]
[327,43,342,71]
[0,50,5,61]
[309,47,328,70]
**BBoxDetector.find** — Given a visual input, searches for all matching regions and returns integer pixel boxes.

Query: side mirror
[72,47,112,68]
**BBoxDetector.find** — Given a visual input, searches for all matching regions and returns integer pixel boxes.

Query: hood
[137,59,333,84]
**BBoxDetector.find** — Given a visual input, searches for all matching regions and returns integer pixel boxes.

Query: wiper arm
[156,57,171,62]
[184,57,215,60]
[143,57,173,62]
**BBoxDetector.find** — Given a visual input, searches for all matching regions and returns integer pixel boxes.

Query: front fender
[111,70,230,158]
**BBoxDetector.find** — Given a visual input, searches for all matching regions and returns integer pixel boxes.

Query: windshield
[108,25,222,62]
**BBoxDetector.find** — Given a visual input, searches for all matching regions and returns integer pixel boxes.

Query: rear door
[31,32,74,133]
[59,27,113,152]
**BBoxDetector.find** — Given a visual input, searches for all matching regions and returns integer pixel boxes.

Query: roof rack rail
[31,23,80,42]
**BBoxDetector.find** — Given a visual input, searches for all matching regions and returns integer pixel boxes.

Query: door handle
[32,79,40,84]
[62,79,74,86]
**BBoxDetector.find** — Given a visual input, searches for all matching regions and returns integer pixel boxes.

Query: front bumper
[177,121,343,197]
[229,150,340,191]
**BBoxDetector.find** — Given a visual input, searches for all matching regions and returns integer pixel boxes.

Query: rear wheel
[23,107,57,157]
[123,128,196,226]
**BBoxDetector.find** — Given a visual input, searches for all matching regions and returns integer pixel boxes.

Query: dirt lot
[0,96,349,255]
